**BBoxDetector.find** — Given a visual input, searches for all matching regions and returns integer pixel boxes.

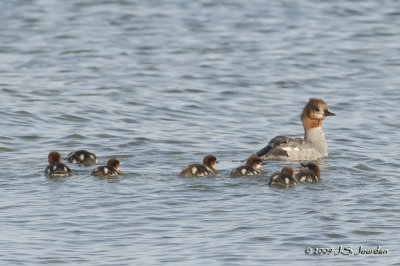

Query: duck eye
[314,108,320,112]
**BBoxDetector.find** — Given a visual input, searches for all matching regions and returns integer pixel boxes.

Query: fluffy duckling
[67,150,98,166]
[231,156,264,177]
[45,151,72,177]
[268,166,298,187]
[179,155,218,177]
[91,158,120,177]
[295,162,321,182]
[257,98,336,161]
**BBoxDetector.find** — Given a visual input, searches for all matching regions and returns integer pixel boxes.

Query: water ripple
[0,0,399,265]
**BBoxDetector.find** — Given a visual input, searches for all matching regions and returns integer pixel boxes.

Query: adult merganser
[256,98,336,161]
[295,162,321,182]
[45,151,72,177]
[67,150,98,166]
[179,155,218,177]
[268,166,298,187]
[231,156,264,177]
[91,158,121,177]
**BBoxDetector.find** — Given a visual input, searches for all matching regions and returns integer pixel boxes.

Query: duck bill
[324,110,336,117]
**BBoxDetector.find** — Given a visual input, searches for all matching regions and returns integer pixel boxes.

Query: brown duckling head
[48,151,62,164]
[203,154,218,169]
[107,158,120,170]
[281,166,295,177]
[246,156,263,169]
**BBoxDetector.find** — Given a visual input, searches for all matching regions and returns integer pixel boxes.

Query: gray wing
[256,136,305,159]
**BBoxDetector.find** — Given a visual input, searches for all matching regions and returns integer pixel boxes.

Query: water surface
[1,0,399,265]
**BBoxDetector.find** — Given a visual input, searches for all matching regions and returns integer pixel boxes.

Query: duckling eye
[314,107,320,112]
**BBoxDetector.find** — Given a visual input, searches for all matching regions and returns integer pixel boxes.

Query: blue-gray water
[1,0,399,265]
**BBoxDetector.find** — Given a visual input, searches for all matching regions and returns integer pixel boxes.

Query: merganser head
[281,166,295,177]
[107,158,120,170]
[300,162,321,178]
[246,156,263,169]
[301,98,335,129]
[203,154,218,169]
[48,151,62,164]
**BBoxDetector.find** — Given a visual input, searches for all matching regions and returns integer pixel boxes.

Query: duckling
[179,155,218,177]
[295,162,321,182]
[231,156,264,177]
[91,158,120,177]
[268,166,297,187]
[67,150,98,166]
[257,98,336,161]
[45,151,72,177]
